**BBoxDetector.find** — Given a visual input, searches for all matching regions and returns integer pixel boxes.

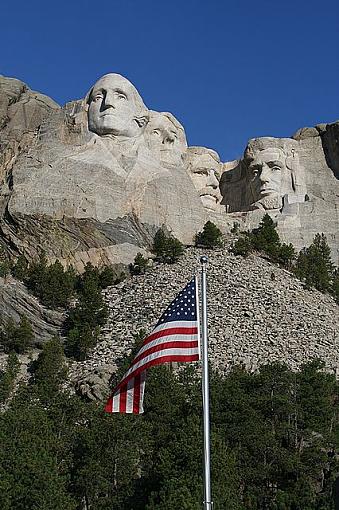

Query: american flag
[105,277,200,414]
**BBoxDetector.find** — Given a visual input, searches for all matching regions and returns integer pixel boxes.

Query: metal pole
[200,256,213,509]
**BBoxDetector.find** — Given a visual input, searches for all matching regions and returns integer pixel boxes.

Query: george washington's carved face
[87,74,148,138]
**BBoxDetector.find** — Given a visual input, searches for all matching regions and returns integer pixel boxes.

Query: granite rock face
[1,74,208,270]
[0,275,63,342]
[221,122,339,264]
[1,73,339,270]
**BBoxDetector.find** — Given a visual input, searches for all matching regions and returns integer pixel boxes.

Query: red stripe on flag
[133,373,141,414]
[142,326,198,346]
[132,340,199,367]
[104,396,113,413]
[119,383,127,413]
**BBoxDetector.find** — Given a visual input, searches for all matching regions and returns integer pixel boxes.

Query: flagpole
[200,255,213,509]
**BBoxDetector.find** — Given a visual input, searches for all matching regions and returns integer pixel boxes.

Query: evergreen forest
[0,343,339,509]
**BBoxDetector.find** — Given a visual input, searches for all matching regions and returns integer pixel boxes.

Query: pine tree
[195,221,223,249]
[332,269,339,304]
[39,261,76,309]
[231,233,252,257]
[295,234,334,292]
[65,266,108,360]
[31,337,68,402]
[0,352,20,403]
[153,229,184,264]
[130,252,149,275]
[251,213,280,253]
[99,265,117,288]
[0,316,34,353]
[11,254,29,281]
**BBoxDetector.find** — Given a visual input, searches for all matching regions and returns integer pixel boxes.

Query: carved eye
[117,94,127,100]
[271,166,281,172]
[152,129,161,136]
[92,93,103,102]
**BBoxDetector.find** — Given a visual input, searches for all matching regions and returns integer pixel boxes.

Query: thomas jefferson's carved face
[146,112,186,165]
[248,149,284,203]
[188,151,222,210]
[87,74,147,138]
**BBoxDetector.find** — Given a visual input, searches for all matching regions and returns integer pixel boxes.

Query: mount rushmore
[1,72,339,269]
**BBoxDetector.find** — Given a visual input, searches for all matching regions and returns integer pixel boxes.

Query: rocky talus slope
[69,241,339,399]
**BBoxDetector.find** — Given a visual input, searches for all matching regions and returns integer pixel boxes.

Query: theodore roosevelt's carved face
[146,111,187,165]
[248,149,284,203]
[87,74,148,138]
[187,148,222,210]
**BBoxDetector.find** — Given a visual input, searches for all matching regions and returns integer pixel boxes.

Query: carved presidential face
[187,150,222,210]
[248,149,284,204]
[146,111,187,166]
[87,74,148,138]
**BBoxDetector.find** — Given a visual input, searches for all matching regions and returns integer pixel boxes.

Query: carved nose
[162,131,175,145]
[259,164,271,183]
[103,91,116,109]
[206,170,218,188]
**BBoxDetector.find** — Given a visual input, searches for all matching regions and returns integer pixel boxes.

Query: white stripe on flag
[152,320,198,334]
[126,377,135,413]
[122,346,199,381]
[136,332,198,358]
[112,389,120,412]
[139,371,146,414]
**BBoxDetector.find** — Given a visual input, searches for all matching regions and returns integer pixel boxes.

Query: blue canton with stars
[156,278,197,326]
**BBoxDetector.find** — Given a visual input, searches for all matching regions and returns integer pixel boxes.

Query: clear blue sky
[2,0,338,161]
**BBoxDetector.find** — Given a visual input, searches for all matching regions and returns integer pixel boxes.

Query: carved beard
[251,194,282,211]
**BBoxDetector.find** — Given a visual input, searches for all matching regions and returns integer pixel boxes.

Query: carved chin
[89,117,136,137]
[255,194,282,210]
[200,194,219,210]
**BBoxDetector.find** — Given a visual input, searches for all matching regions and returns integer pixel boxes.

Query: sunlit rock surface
[0,73,339,266]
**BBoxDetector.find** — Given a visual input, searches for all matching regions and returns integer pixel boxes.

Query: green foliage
[276,242,296,269]
[332,269,339,304]
[0,352,20,403]
[251,213,280,250]
[30,337,68,402]
[11,254,29,280]
[0,316,34,353]
[0,260,11,277]
[153,228,184,264]
[295,234,334,292]
[98,265,118,288]
[195,221,223,249]
[231,233,252,257]
[231,214,296,269]
[0,359,338,509]
[130,252,149,275]
[65,263,108,360]
[65,325,100,362]
[26,254,76,309]
[0,247,12,278]
[0,395,77,510]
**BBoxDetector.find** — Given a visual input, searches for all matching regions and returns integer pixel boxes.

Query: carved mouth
[199,189,220,201]
[200,193,217,201]
[259,188,277,195]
